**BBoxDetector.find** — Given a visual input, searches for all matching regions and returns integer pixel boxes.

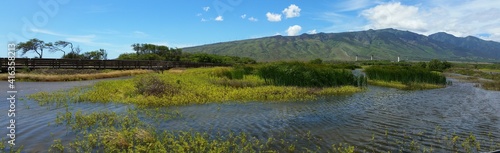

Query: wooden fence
[0,58,231,71]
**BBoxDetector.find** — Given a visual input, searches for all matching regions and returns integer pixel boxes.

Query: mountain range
[183,28,500,62]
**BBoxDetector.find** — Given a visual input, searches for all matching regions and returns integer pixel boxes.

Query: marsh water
[1,77,499,152]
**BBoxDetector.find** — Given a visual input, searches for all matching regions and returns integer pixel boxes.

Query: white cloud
[248,17,258,22]
[133,31,148,37]
[241,14,246,19]
[215,16,223,21]
[266,12,282,22]
[286,25,302,36]
[196,13,202,17]
[282,4,301,18]
[308,29,317,34]
[201,18,208,22]
[359,1,500,42]
[29,28,110,46]
[203,6,210,12]
[275,33,281,36]
[361,2,427,32]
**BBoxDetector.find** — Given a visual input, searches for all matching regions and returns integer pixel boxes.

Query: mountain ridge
[183,28,500,62]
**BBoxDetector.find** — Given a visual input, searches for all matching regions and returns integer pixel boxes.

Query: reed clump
[365,66,447,90]
[257,62,367,87]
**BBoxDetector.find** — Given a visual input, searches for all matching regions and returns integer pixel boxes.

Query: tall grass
[365,66,447,86]
[257,62,367,87]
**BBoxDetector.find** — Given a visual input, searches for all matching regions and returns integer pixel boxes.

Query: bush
[135,75,178,97]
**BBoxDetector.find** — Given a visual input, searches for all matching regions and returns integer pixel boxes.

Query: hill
[183,28,500,62]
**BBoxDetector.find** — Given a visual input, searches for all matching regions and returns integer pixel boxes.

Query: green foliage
[16,38,47,58]
[188,53,256,64]
[131,43,182,61]
[309,58,323,64]
[365,66,447,86]
[427,59,451,72]
[28,67,363,107]
[82,49,107,60]
[118,44,257,65]
[257,62,367,87]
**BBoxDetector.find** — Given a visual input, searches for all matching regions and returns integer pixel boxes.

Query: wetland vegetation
[3,60,500,152]
[28,64,365,107]
[364,66,447,90]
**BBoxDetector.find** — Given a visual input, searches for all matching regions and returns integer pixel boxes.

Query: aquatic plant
[28,67,364,107]
[256,62,366,87]
[364,66,446,89]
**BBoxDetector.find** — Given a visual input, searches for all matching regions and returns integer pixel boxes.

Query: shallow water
[1,77,499,152]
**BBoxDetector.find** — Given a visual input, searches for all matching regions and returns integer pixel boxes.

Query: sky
[1,0,500,59]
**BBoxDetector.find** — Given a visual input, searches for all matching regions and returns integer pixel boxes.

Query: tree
[83,49,107,60]
[48,41,73,57]
[16,38,48,58]
[62,46,85,59]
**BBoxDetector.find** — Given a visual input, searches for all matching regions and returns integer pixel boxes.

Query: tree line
[15,39,255,64]
[15,38,108,60]
[118,43,256,64]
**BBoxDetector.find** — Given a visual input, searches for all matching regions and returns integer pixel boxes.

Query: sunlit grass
[41,108,500,153]
[28,67,364,107]
[0,69,153,81]
[368,80,444,90]
[479,68,500,73]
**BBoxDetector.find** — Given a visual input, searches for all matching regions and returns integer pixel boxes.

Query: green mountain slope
[183,28,500,62]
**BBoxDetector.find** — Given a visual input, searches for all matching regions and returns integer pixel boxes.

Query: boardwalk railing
[0,58,231,71]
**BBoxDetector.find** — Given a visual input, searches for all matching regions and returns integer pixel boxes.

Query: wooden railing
[0,58,230,71]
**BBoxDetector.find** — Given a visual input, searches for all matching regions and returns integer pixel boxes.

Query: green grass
[365,66,447,90]
[257,62,367,87]
[28,67,364,107]
[37,108,500,153]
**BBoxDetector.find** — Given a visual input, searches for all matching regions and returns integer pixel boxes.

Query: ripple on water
[1,79,499,152]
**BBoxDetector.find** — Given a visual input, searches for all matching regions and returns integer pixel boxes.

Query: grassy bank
[368,80,444,90]
[364,66,447,90]
[0,69,153,81]
[29,67,364,107]
[446,68,500,91]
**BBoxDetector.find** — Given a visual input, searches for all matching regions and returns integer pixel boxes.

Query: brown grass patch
[167,68,186,73]
[0,69,153,81]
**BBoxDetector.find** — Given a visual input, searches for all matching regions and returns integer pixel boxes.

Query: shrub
[135,75,178,97]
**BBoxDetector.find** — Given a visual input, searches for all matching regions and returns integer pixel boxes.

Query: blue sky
[2,0,500,59]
